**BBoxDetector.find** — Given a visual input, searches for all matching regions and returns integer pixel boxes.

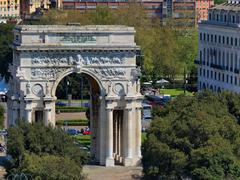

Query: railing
[201,20,240,28]
[234,68,239,74]
[210,63,225,70]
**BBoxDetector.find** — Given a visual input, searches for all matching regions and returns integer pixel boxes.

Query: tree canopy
[6,123,88,179]
[143,91,240,179]
[0,24,14,81]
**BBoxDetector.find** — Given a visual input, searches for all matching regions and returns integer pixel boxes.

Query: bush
[20,154,84,180]
[6,123,88,179]
[142,91,240,179]
[56,119,88,126]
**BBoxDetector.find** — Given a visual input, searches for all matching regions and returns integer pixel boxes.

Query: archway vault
[7,25,143,167]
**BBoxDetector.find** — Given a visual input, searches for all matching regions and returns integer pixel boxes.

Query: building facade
[0,0,20,19]
[196,0,240,93]
[196,0,214,21]
[59,0,211,26]
[20,0,51,19]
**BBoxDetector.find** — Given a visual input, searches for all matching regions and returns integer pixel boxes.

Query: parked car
[66,128,80,135]
[83,131,92,135]
[142,103,152,120]
[56,101,67,107]
[0,129,7,136]
[144,95,164,108]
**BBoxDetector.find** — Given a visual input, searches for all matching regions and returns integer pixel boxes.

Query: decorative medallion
[113,83,125,96]
[32,84,44,97]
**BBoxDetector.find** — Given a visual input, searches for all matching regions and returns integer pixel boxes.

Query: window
[219,35,221,43]
[215,35,217,43]
[211,35,213,42]
[235,38,238,46]
[207,34,209,42]
[222,73,225,82]
[207,70,209,78]
[223,36,225,44]
[227,74,229,83]
[231,37,233,46]
[231,76,233,84]
[204,33,206,41]
[200,33,202,41]
[214,72,217,80]
[211,70,213,78]
[227,37,229,45]
[235,76,237,85]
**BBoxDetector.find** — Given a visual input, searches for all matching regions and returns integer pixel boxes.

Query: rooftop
[15,25,135,33]
[211,1,240,11]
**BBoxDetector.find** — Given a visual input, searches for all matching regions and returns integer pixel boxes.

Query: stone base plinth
[106,157,115,167]
[132,157,141,166]
[123,157,133,166]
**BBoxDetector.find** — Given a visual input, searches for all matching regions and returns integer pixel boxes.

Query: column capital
[125,107,133,111]
[106,107,113,111]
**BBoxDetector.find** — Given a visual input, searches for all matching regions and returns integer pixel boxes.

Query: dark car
[56,101,67,107]
[144,95,165,108]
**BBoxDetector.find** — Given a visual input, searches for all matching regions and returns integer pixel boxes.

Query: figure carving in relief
[26,81,31,95]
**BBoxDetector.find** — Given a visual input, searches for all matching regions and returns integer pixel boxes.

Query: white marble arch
[7,25,143,167]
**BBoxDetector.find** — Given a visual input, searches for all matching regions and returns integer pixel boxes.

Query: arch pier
[7,25,143,166]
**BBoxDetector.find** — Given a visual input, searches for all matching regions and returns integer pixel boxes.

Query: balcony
[210,63,225,70]
[200,20,240,28]
[234,68,239,74]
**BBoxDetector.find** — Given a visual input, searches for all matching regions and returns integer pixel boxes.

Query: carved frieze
[31,68,68,79]
[90,68,126,78]
[31,52,130,66]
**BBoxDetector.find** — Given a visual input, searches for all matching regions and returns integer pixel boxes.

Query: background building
[58,0,213,26]
[0,0,20,19]
[196,0,240,93]
[196,0,214,21]
[20,0,51,19]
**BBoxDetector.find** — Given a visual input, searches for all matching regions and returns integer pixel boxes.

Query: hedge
[56,106,88,110]
[56,119,88,126]
[56,106,87,113]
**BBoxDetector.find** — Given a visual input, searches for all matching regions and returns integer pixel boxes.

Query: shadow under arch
[51,68,104,97]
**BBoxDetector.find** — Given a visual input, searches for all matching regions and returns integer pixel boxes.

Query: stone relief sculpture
[31,52,127,66]
[91,68,126,78]
[31,68,68,79]
[46,82,50,96]
[127,80,132,95]
[26,81,31,95]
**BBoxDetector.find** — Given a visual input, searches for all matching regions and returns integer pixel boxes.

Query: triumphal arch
[7,25,143,166]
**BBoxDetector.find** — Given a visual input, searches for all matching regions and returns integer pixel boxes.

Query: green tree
[20,154,83,180]
[6,123,88,178]
[143,91,240,179]
[0,24,14,81]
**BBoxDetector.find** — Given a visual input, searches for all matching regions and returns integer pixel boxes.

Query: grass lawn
[160,88,194,96]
